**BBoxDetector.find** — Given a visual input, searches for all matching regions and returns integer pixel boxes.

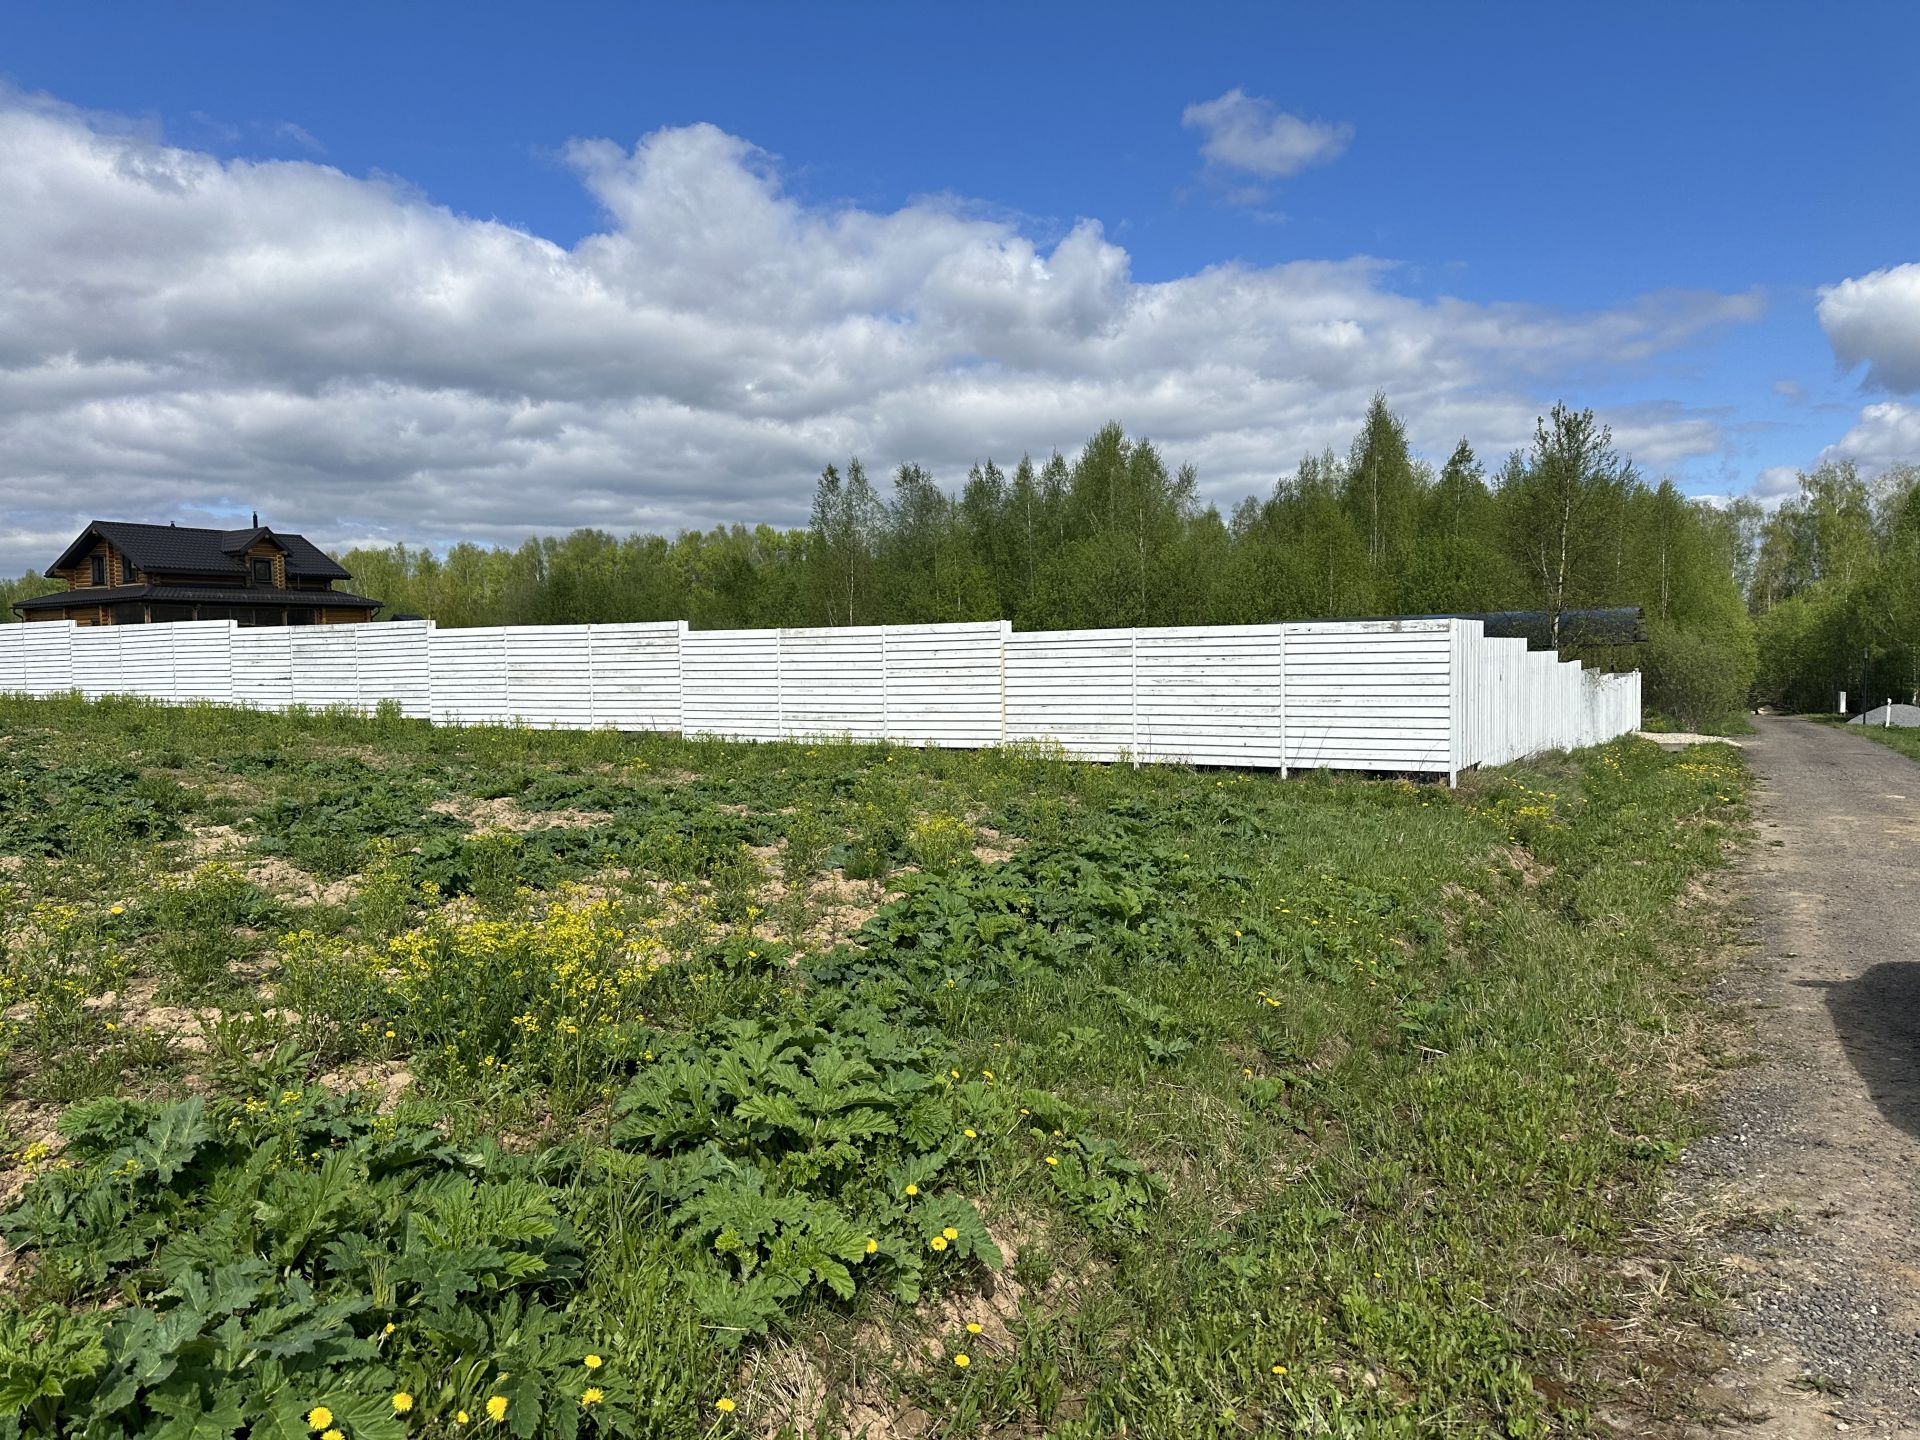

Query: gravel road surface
[1683,718,1920,1436]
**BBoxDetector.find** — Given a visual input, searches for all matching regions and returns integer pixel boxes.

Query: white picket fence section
[0,615,1639,780]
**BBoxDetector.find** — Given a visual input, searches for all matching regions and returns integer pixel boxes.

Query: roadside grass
[0,694,1749,1438]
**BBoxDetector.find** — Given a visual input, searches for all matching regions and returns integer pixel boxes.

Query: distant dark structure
[12,520,381,627]
[1445,607,1647,651]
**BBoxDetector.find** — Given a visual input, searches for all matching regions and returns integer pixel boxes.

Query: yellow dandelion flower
[1044,1155,1058,1166]
[928,1235,949,1251]
[306,1408,334,1432]
[486,1396,508,1422]
[715,1397,736,1413]
[323,1431,342,1440]
[904,1183,919,1197]
[864,1237,878,1254]
[953,1353,970,1368]
[584,1354,603,1370]
[392,1393,414,1412]
[582,1388,604,1407]
[962,1128,977,1139]
[1271,1364,1287,1375]
[942,1226,959,1240]
[383,1322,396,1335]
[966,1322,983,1335]
[456,1411,470,1426]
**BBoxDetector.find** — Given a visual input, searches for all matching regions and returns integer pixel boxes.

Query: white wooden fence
[0,616,1639,781]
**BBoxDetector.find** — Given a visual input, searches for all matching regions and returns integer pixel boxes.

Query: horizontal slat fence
[0,616,1640,779]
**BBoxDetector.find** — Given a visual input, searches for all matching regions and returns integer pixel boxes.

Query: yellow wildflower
[456,1411,470,1425]
[966,1322,983,1335]
[864,1238,878,1254]
[392,1393,414,1412]
[1271,1364,1287,1375]
[928,1235,949,1251]
[323,1431,342,1440]
[904,1183,919,1197]
[715,1397,736,1413]
[306,1408,333,1432]
[962,1129,977,1139]
[486,1396,508,1422]
[584,1355,603,1370]
[1044,1155,1058,1166]
[942,1226,959,1240]
[953,1353,970,1368]
[582,1388,604,1407]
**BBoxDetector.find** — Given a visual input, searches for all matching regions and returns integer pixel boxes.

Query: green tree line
[5,397,1794,724]
[1730,461,1920,712]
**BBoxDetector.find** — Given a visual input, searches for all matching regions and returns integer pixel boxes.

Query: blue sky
[2,1,1917,569]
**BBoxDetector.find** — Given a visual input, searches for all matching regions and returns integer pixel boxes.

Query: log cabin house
[11,520,381,627]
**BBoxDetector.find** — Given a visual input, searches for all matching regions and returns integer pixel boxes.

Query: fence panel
[171,621,236,704]
[779,627,888,741]
[1135,625,1287,768]
[588,623,684,733]
[232,629,293,711]
[429,627,511,726]
[681,630,781,741]
[502,626,595,729]
[885,622,1007,748]
[19,624,74,696]
[69,626,123,700]
[1005,628,1137,761]
[0,625,26,694]
[1282,620,1454,775]
[289,627,360,710]
[353,621,431,719]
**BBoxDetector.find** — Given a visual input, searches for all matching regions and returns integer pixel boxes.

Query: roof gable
[47,520,350,582]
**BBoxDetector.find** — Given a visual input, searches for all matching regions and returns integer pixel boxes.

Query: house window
[252,558,274,585]
[288,608,316,626]
[90,555,106,586]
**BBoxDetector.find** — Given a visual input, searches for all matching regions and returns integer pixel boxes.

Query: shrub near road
[0,696,1747,1438]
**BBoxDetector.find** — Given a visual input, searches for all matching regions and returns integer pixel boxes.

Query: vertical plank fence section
[0,615,1643,774]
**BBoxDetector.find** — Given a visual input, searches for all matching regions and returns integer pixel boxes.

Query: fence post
[1129,627,1140,767]
[1277,625,1289,779]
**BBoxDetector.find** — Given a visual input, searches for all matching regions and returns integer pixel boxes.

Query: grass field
[0,696,1748,1439]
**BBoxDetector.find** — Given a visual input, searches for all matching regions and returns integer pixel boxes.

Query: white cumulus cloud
[0,88,1763,574]
[1181,89,1353,182]
[1818,263,1920,393]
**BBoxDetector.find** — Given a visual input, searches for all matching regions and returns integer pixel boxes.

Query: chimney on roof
[252,511,259,527]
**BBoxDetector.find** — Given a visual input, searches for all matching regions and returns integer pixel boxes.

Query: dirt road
[1685,718,1920,1435]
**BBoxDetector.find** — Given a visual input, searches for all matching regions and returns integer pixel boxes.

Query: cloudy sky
[0,3,1915,574]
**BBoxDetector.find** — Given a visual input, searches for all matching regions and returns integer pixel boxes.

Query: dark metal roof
[1459,608,1648,648]
[47,521,352,581]
[12,584,380,613]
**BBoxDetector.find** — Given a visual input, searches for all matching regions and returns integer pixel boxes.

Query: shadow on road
[1807,965,1920,1141]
